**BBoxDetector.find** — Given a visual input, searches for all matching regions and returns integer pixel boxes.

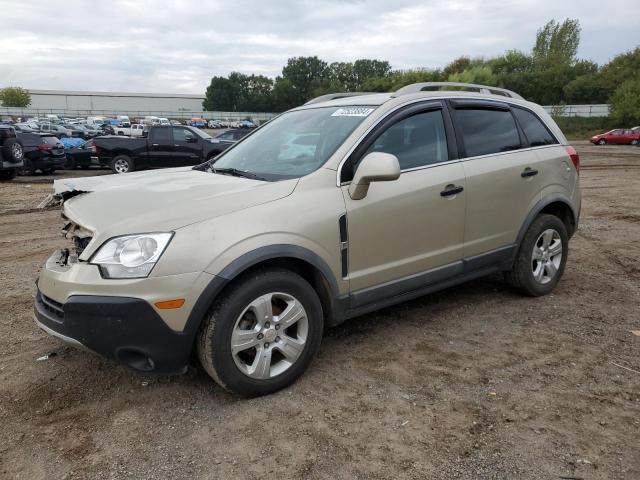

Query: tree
[352,59,392,88]
[281,56,329,105]
[533,19,581,65]
[599,47,640,99]
[447,66,497,86]
[0,87,31,107]
[203,76,240,111]
[272,77,298,112]
[442,56,473,78]
[609,79,640,125]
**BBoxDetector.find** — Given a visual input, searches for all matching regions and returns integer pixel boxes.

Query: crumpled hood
[57,167,297,236]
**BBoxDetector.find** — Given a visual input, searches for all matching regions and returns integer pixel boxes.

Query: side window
[455,108,521,157]
[151,127,171,143]
[362,110,448,170]
[217,132,233,140]
[512,108,558,147]
[173,127,195,142]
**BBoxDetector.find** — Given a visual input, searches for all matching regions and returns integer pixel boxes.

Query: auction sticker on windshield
[331,107,375,117]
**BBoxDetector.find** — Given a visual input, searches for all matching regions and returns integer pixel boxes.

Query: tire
[111,155,134,174]
[80,165,90,170]
[66,157,77,169]
[42,168,55,174]
[632,139,639,145]
[19,158,35,176]
[3,139,24,163]
[597,139,606,145]
[0,169,17,180]
[197,268,324,396]
[505,214,568,297]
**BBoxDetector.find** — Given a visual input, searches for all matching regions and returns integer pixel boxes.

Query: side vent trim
[339,214,348,278]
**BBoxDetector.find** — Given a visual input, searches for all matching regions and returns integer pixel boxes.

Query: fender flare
[182,244,340,338]
[514,194,578,250]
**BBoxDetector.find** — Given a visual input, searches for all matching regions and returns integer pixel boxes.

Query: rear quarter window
[455,108,521,157]
[512,108,558,147]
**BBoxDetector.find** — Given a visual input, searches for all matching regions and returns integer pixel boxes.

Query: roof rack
[304,92,378,105]
[393,82,523,100]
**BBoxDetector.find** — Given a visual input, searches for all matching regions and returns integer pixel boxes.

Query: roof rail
[393,82,523,100]
[304,92,378,105]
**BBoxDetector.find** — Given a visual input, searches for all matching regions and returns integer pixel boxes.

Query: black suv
[0,125,25,180]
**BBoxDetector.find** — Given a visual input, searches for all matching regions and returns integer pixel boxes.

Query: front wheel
[0,169,17,180]
[111,155,134,174]
[597,139,606,145]
[197,269,324,396]
[505,214,568,296]
[632,139,639,145]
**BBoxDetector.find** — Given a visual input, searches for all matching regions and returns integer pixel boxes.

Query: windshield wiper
[212,167,267,181]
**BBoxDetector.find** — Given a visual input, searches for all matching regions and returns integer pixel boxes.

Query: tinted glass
[173,127,195,142]
[513,108,557,147]
[456,108,521,157]
[363,110,448,170]
[151,127,171,143]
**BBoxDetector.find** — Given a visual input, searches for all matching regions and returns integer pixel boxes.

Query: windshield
[209,106,375,181]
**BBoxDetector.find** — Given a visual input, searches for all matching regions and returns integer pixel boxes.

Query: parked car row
[590,126,640,145]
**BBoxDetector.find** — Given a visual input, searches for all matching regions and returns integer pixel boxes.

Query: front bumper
[34,289,193,373]
[34,250,216,374]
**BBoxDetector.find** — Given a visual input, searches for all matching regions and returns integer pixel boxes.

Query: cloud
[0,0,637,93]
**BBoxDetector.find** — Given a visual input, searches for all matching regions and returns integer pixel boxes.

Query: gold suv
[34,83,581,396]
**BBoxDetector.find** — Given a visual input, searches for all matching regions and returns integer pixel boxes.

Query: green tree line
[203,19,640,124]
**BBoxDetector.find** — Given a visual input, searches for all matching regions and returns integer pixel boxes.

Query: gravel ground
[0,141,638,479]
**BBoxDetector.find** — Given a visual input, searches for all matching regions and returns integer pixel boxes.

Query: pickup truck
[113,123,145,137]
[93,125,242,174]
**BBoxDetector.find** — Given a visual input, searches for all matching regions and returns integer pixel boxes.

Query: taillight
[565,145,580,174]
[37,144,52,151]
[90,141,96,153]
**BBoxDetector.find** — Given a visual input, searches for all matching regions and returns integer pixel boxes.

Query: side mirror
[186,136,198,143]
[348,152,400,200]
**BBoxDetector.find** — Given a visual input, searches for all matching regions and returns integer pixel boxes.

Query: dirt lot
[1,142,639,479]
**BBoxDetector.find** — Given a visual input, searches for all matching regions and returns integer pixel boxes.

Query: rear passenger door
[172,127,202,166]
[147,127,174,167]
[451,100,544,259]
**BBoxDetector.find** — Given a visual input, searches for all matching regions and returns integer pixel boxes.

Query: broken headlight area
[62,218,94,258]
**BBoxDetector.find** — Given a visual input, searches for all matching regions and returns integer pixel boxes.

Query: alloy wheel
[231,292,308,379]
[531,229,562,284]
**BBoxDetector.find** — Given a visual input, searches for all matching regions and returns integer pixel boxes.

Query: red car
[590,129,640,145]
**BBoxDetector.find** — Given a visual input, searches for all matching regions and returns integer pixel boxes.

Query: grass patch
[552,116,620,141]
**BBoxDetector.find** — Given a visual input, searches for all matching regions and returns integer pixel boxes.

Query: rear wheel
[2,139,24,163]
[19,159,35,176]
[111,155,134,174]
[197,269,324,396]
[632,139,639,145]
[505,214,568,296]
[0,169,17,180]
[42,167,55,174]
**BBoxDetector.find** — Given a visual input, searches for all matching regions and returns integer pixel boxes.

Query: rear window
[455,108,521,157]
[512,108,557,147]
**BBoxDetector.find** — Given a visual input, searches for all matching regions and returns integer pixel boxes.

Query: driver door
[341,103,466,303]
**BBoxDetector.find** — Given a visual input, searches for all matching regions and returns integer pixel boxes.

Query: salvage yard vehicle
[590,128,640,145]
[113,123,145,137]
[19,133,66,175]
[34,82,581,396]
[63,139,93,169]
[39,122,73,138]
[0,125,24,180]
[93,125,236,173]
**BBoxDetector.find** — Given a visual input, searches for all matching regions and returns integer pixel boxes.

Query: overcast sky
[0,0,637,94]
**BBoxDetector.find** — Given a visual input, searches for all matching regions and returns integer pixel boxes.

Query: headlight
[91,233,173,279]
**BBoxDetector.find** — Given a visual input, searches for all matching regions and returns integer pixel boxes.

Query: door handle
[440,184,464,197]
[152,143,159,147]
[521,167,539,178]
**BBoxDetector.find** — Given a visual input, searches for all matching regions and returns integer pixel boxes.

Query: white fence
[0,107,276,123]
[1,104,611,120]
[542,104,610,118]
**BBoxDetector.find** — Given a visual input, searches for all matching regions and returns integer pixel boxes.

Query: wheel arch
[516,195,578,249]
[183,245,342,341]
